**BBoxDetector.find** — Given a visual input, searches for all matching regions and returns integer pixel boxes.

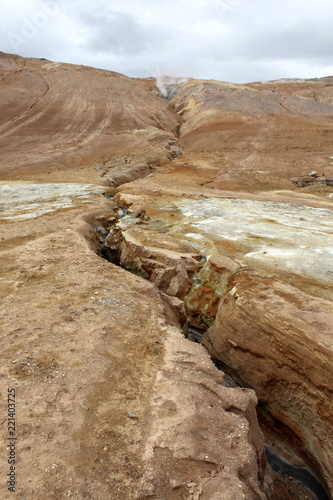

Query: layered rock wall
[203,271,333,494]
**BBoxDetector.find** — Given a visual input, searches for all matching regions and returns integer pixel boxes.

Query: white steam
[149,66,188,99]
[155,74,188,98]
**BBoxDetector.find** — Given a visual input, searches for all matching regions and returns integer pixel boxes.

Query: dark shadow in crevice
[266,448,331,500]
[185,336,331,500]
[86,205,332,500]
[100,244,121,266]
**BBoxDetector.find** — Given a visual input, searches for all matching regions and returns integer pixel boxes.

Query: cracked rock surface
[1,52,333,499]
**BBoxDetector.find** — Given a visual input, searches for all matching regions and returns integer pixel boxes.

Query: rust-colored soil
[1,52,333,499]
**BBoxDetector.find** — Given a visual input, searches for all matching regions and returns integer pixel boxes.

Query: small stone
[128,411,139,420]
[308,171,318,177]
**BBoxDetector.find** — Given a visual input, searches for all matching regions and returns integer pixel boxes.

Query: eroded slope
[1,55,333,499]
[0,52,181,181]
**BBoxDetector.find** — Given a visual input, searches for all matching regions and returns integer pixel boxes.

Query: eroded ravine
[86,192,332,500]
[3,53,333,500]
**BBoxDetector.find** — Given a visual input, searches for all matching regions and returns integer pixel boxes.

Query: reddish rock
[1,52,333,499]
[204,271,333,493]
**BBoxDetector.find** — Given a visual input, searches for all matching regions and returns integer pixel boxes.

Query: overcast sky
[0,0,332,83]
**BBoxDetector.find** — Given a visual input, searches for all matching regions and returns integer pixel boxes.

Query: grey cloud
[80,11,147,55]
[0,0,333,83]
[233,20,333,63]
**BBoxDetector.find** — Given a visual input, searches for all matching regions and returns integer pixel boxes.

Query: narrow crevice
[266,449,330,500]
[212,358,247,389]
[209,355,331,499]
[187,326,204,344]
[211,360,331,499]
[86,203,331,500]
[99,245,121,265]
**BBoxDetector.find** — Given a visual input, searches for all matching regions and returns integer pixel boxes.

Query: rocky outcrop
[105,223,201,299]
[203,270,333,494]
[103,163,153,187]
[184,253,238,329]
[100,142,181,187]
[101,194,239,329]
[138,327,269,500]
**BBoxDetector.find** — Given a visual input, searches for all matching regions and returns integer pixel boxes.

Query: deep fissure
[89,199,331,500]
